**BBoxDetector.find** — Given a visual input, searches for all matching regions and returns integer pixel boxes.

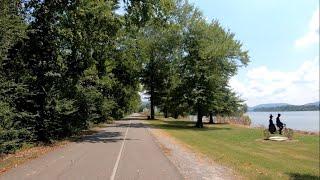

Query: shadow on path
[120,114,232,131]
[72,129,139,144]
[73,114,231,144]
[286,173,319,180]
[148,120,231,131]
[114,122,146,129]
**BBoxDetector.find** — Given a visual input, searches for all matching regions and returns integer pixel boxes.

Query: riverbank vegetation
[148,118,320,179]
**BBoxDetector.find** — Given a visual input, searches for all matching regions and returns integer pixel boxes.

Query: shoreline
[246,111,319,134]
[161,115,320,135]
[248,125,319,135]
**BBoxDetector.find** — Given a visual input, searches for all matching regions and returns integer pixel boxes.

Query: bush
[263,129,271,140]
[0,102,31,154]
[241,115,251,126]
[215,115,251,126]
[0,129,30,154]
[284,128,294,140]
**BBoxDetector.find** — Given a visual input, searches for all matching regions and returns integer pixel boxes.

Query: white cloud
[295,9,319,48]
[139,91,150,102]
[229,57,319,106]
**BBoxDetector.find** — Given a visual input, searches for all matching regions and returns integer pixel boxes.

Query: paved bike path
[0,114,182,180]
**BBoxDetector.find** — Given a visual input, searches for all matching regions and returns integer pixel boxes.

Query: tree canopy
[0,0,249,153]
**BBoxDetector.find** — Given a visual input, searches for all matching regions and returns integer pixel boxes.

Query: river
[246,111,319,132]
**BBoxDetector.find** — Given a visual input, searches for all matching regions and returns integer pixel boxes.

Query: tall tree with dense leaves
[0,0,27,62]
[0,0,29,153]
[1,0,124,142]
[59,0,122,124]
[180,13,249,127]
[124,0,179,119]
[2,0,76,142]
[140,23,181,119]
[109,14,143,118]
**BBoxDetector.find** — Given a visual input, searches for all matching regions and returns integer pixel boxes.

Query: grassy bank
[148,118,319,180]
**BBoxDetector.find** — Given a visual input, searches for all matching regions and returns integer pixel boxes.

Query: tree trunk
[150,81,155,120]
[209,111,214,124]
[174,111,178,119]
[164,108,168,118]
[196,106,203,128]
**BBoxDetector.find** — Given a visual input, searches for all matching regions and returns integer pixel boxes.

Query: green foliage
[0,0,30,153]
[138,102,150,112]
[125,0,180,119]
[0,0,27,63]
[0,0,250,153]
[0,102,31,153]
[0,0,140,152]
[169,1,249,127]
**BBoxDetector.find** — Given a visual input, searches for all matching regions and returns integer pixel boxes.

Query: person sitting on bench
[268,114,276,134]
[276,114,284,135]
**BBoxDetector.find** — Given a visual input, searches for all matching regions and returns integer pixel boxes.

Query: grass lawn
[148,118,320,180]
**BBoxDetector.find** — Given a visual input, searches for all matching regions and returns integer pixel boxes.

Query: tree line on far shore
[0,0,249,153]
[252,105,320,112]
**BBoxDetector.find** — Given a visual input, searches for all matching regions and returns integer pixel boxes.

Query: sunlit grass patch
[148,119,320,180]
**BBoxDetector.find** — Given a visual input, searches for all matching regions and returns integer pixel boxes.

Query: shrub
[0,102,32,154]
[284,128,294,140]
[0,129,30,154]
[241,115,252,126]
[215,115,251,126]
[263,129,271,140]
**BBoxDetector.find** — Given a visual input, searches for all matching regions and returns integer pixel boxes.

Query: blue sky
[189,0,319,106]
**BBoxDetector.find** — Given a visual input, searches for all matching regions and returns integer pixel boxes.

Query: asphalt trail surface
[0,113,182,180]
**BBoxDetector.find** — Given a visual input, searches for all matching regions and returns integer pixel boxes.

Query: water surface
[246,111,319,132]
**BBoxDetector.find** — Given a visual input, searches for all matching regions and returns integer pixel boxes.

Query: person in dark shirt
[276,114,284,134]
[268,114,276,134]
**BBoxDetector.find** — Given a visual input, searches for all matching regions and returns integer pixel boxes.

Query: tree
[179,15,249,127]
[0,0,251,153]
[0,0,26,63]
[125,0,177,120]
[110,22,142,118]
[1,0,126,142]
[140,23,181,119]
[59,0,123,124]
[1,0,80,142]
[0,0,30,153]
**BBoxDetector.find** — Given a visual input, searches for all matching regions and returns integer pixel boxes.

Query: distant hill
[303,101,320,106]
[249,101,320,112]
[248,103,289,111]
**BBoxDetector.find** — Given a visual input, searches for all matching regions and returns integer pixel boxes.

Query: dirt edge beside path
[0,125,106,175]
[146,122,241,180]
